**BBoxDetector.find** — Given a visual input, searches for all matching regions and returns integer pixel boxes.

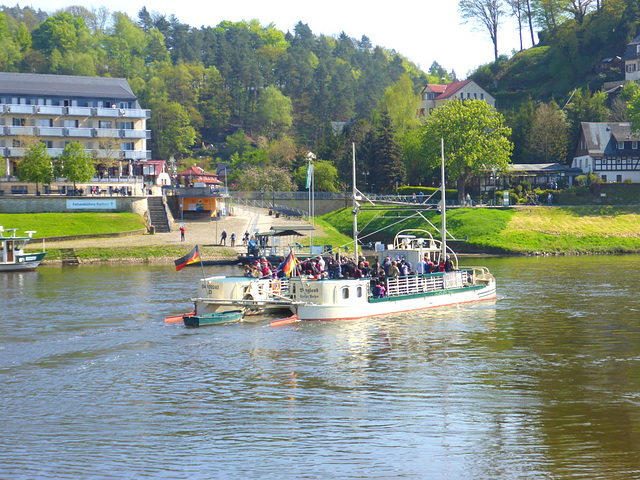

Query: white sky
[32,0,530,77]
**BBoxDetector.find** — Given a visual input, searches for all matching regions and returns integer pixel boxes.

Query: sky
[32,0,530,77]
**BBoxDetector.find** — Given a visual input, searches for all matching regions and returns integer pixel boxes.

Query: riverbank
[13,205,640,265]
[321,205,640,255]
[20,206,351,266]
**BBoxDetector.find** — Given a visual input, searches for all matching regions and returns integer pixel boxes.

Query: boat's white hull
[294,281,496,321]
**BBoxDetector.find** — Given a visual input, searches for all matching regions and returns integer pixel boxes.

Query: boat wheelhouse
[0,227,46,272]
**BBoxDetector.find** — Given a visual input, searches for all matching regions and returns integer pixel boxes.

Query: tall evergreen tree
[369,113,405,192]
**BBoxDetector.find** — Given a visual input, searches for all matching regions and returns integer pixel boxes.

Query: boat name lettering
[25,256,37,261]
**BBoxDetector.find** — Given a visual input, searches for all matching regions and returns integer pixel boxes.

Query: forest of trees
[2,2,640,194]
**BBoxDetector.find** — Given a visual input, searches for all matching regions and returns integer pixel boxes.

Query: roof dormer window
[618,141,625,150]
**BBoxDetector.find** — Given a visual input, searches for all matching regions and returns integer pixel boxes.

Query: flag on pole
[175,245,200,272]
[282,250,299,277]
[305,163,314,189]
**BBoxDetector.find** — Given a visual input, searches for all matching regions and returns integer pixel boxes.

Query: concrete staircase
[148,196,170,233]
[60,248,80,266]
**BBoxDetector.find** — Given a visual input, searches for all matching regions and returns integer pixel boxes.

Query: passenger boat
[188,141,496,321]
[0,227,46,272]
[183,309,243,327]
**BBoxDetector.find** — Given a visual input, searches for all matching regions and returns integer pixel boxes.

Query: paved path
[45,206,312,256]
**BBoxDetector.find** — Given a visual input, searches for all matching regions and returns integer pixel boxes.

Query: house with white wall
[418,80,496,117]
[572,122,640,183]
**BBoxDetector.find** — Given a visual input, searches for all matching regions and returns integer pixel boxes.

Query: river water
[2,255,640,479]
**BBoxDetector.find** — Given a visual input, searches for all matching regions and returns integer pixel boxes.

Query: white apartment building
[0,73,150,184]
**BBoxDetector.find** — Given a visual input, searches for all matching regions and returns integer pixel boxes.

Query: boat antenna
[352,142,359,260]
[441,138,447,261]
[197,244,206,281]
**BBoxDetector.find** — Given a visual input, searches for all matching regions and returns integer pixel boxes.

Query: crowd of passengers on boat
[243,252,457,298]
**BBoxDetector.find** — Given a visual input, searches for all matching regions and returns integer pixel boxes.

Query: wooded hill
[3,3,640,194]
[470,0,640,106]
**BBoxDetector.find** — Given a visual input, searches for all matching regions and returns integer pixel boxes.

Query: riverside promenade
[43,205,313,263]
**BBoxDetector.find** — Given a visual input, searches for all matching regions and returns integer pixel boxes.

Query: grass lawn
[0,212,146,238]
[320,206,640,255]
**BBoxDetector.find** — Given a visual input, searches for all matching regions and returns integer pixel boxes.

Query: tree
[459,0,507,61]
[526,101,568,163]
[378,74,420,137]
[151,102,196,159]
[293,159,340,192]
[420,100,512,201]
[18,142,53,193]
[506,0,526,50]
[255,86,293,140]
[236,165,295,192]
[59,141,95,190]
[368,112,405,192]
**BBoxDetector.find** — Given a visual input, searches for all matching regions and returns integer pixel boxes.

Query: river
[2,255,640,479]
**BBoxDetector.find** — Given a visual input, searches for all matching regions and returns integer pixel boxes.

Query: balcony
[0,126,5,135]
[122,150,151,160]
[6,105,36,114]
[121,109,150,119]
[38,126,65,137]
[66,127,93,138]
[37,105,65,115]
[6,126,36,136]
[46,148,65,157]
[95,107,121,118]
[67,106,93,116]
[7,147,27,157]
[121,129,151,139]
[95,128,120,138]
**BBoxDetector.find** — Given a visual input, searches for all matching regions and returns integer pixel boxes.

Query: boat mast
[352,142,359,260]
[441,138,447,260]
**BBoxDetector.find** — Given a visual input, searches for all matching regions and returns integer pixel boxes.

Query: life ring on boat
[272,279,281,294]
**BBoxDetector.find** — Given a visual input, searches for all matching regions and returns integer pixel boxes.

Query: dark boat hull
[183,310,243,327]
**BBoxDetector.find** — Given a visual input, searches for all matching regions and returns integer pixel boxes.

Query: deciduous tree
[421,100,512,201]
[58,141,95,190]
[526,100,568,163]
[18,142,53,193]
[459,0,507,61]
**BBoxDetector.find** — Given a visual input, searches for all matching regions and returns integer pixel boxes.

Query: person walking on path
[180,224,185,242]
[220,229,227,246]
[230,232,236,247]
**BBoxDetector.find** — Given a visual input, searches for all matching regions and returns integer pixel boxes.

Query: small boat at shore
[0,226,46,272]
[183,310,243,327]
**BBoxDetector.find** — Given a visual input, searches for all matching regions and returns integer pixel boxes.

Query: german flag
[282,250,299,277]
[175,245,200,272]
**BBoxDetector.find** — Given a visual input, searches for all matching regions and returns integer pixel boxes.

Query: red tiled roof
[427,84,448,94]
[435,80,473,100]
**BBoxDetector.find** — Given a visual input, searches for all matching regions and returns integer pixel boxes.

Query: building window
[342,287,349,299]
[633,142,638,150]
[617,174,623,182]
[12,118,25,126]
[38,119,53,127]
[64,119,78,128]
[12,139,21,147]
[627,64,637,73]
[99,121,112,129]
[121,142,134,151]
[119,121,133,130]
[41,141,53,148]
[601,175,607,182]
[480,93,484,99]
[618,141,625,150]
